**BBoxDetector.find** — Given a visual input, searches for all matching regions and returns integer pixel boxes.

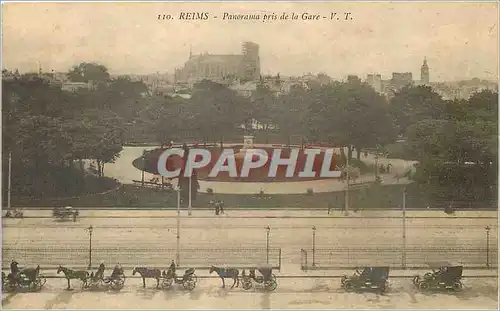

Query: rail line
[4,215,497,220]
[15,275,498,279]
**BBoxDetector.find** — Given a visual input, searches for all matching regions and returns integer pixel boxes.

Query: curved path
[100,146,415,194]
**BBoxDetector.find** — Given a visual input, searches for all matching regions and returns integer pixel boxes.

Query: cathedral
[174,41,261,85]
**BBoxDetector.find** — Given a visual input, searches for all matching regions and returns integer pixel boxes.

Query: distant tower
[241,42,260,81]
[189,45,193,59]
[421,58,429,84]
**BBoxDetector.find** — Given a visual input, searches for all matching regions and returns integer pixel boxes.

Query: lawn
[12,182,419,209]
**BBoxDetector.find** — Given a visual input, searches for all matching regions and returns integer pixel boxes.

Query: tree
[189,80,247,146]
[307,80,395,160]
[275,85,311,145]
[67,62,110,83]
[404,89,498,203]
[390,85,446,136]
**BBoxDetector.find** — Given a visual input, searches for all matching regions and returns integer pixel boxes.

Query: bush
[206,188,214,194]
[306,188,314,196]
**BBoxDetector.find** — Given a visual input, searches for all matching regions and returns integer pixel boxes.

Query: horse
[56,265,89,290]
[132,267,162,288]
[209,266,240,289]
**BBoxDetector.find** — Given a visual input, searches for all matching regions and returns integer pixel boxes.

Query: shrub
[206,188,214,194]
[306,188,314,196]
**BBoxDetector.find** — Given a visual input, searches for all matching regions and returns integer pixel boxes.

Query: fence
[2,247,282,271]
[300,246,498,270]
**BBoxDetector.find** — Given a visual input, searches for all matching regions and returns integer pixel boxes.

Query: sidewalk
[9,209,498,219]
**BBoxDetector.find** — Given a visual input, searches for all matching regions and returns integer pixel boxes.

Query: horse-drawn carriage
[241,265,278,291]
[2,264,46,292]
[161,267,197,291]
[52,206,79,221]
[413,262,463,292]
[4,209,24,218]
[341,267,389,293]
[84,266,126,291]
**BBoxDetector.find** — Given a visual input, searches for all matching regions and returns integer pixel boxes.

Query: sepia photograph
[1,1,498,309]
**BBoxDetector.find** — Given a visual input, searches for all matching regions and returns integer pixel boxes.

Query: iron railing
[2,247,282,271]
[300,246,498,270]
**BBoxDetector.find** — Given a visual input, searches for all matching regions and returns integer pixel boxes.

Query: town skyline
[2,2,498,81]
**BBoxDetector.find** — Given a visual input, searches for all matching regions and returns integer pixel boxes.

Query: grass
[12,182,422,209]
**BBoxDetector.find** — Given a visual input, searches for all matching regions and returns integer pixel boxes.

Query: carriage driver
[97,261,105,278]
[169,260,177,278]
[10,259,19,275]
[9,259,20,283]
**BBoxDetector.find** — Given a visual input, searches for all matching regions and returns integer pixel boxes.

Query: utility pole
[312,226,317,267]
[7,152,12,210]
[402,188,407,269]
[266,226,270,264]
[485,226,491,268]
[86,225,94,270]
[188,175,192,216]
[344,147,350,215]
[141,150,146,187]
[176,186,181,265]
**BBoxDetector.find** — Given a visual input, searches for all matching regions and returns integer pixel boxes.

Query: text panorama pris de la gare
[157,12,353,21]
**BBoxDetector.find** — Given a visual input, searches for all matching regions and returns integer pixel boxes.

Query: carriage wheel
[2,280,15,293]
[242,279,253,290]
[31,276,47,292]
[343,281,355,292]
[452,281,463,292]
[265,279,277,292]
[418,281,430,292]
[110,277,125,291]
[161,278,173,289]
[183,278,196,291]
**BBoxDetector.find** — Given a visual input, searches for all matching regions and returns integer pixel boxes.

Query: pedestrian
[219,200,225,215]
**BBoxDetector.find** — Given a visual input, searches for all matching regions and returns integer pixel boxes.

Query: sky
[2,2,499,81]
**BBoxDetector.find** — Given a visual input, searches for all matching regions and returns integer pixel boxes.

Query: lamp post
[86,225,94,270]
[266,225,270,264]
[312,226,317,267]
[176,186,181,265]
[485,226,491,268]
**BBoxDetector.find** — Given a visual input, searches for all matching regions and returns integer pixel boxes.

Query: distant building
[174,41,261,85]
[347,75,361,83]
[391,72,414,90]
[366,74,382,93]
